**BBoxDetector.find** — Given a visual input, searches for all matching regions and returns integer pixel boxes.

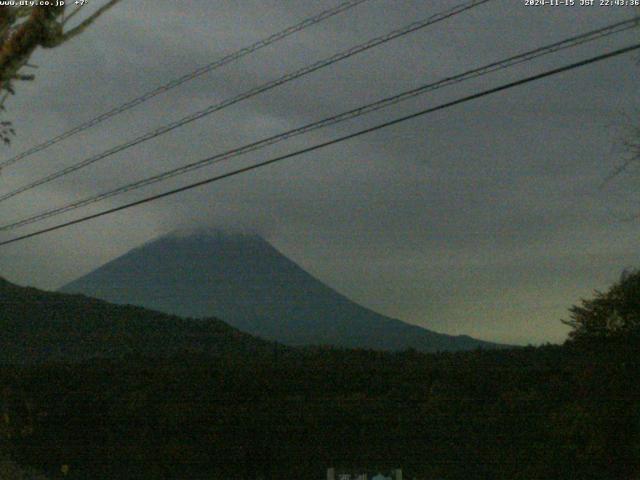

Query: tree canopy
[563,269,640,343]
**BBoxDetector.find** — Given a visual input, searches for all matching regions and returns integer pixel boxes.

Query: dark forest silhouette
[0,271,638,479]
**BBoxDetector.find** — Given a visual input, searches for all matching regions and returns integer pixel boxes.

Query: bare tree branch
[0,6,64,88]
[61,5,84,27]
[601,108,640,185]
[0,1,122,89]
[51,0,121,46]
[0,1,122,144]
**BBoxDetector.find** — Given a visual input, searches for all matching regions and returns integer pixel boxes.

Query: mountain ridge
[0,275,280,364]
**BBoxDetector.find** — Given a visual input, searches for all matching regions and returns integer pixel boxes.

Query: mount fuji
[60,230,502,352]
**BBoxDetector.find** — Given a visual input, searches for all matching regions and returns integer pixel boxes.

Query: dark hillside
[0,276,280,364]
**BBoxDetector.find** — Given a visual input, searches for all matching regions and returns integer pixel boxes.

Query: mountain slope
[0,276,277,364]
[60,231,502,352]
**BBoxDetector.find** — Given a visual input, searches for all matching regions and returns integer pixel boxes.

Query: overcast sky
[0,0,638,345]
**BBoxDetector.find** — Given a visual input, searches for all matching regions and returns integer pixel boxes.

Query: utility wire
[1,17,637,233]
[0,0,492,203]
[0,0,372,170]
[1,42,638,248]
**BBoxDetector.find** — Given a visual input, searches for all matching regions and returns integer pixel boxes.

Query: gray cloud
[1,0,638,345]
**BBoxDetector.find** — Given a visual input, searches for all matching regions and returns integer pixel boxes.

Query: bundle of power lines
[0,0,638,247]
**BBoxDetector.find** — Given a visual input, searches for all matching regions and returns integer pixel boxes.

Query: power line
[1,17,637,233]
[1,42,638,248]
[0,0,492,203]
[0,0,373,171]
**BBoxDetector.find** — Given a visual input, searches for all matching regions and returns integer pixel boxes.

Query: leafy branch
[0,1,122,144]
